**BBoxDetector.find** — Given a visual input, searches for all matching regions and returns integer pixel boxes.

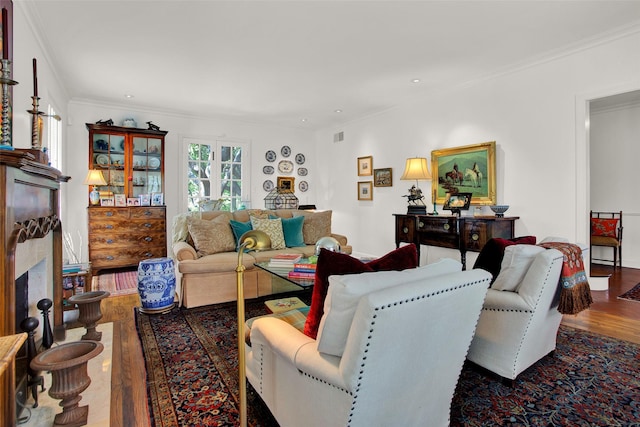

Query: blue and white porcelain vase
[137,257,176,313]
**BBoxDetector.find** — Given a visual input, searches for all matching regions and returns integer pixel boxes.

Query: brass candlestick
[28,95,44,149]
[0,58,17,147]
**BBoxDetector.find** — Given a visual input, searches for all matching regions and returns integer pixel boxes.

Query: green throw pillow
[229,219,253,251]
[270,215,305,248]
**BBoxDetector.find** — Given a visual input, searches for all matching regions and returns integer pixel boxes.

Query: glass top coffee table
[254,261,315,291]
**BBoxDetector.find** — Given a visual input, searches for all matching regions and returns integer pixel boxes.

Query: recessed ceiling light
[411,79,421,83]
[301,118,307,122]
[335,109,342,113]
[124,94,134,99]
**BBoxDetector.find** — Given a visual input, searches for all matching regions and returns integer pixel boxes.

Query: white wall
[64,102,317,262]
[313,31,640,265]
[590,101,640,268]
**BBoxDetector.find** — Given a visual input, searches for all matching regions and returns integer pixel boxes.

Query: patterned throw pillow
[591,218,618,238]
[250,216,286,249]
[292,210,332,244]
[187,216,236,257]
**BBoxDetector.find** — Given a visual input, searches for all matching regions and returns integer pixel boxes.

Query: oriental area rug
[618,282,640,302]
[93,270,138,296]
[136,298,640,427]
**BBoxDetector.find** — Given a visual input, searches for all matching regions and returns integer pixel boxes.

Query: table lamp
[83,170,107,206]
[236,230,271,427]
[400,157,431,215]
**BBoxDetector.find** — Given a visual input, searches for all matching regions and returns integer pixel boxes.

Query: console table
[394,214,519,269]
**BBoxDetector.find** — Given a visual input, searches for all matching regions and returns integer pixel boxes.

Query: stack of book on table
[288,260,317,280]
[267,253,303,269]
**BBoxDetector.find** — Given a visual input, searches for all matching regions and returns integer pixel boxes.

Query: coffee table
[254,261,315,291]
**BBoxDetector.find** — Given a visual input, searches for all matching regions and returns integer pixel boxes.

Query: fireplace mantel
[0,149,69,426]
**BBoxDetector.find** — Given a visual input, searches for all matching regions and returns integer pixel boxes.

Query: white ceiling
[22,1,640,130]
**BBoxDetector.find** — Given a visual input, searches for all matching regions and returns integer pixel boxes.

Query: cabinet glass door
[132,136,163,199]
[92,132,126,196]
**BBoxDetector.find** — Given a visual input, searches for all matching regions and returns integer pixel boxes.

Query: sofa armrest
[331,233,348,246]
[482,288,533,312]
[173,241,197,261]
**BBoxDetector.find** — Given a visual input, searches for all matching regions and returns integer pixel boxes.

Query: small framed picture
[358,181,373,201]
[277,176,295,191]
[114,194,127,207]
[357,156,373,176]
[151,192,164,206]
[127,197,140,206]
[373,168,392,187]
[100,197,114,206]
[139,194,151,206]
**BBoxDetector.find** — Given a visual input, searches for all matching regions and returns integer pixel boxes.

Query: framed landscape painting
[373,168,392,187]
[431,141,496,206]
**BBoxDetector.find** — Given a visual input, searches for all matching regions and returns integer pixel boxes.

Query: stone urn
[68,291,110,341]
[30,340,104,427]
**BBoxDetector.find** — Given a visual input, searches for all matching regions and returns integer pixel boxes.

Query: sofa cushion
[187,216,236,256]
[271,215,306,248]
[491,245,546,291]
[250,216,286,249]
[591,218,619,238]
[317,257,462,356]
[473,236,537,282]
[292,210,332,244]
[302,244,418,339]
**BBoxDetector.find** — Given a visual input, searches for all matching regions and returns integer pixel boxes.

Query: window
[46,105,62,169]
[183,137,250,212]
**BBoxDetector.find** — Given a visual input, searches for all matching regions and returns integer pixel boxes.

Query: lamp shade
[400,157,431,181]
[83,169,107,186]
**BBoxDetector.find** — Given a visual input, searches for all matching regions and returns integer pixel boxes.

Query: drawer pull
[106,255,114,260]
[402,226,409,234]
[443,224,450,230]
[144,252,153,257]
[418,221,424,228]
[471,233,479,241]
[106,211,113,217]
[105,225,113,230]
[144,223,152,228]
[144,211,152,216]
[145,236,152,242]
[106,239,113,244]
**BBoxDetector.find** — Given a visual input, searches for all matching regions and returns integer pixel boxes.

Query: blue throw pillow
[270,215,305,248]
[229,219,252,251]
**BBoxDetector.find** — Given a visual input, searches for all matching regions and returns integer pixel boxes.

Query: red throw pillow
[472,236,537,282]
[591,218,618,238]
[303,244,418,339]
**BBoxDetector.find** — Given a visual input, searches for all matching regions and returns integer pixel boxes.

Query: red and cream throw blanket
[539,242,593,315]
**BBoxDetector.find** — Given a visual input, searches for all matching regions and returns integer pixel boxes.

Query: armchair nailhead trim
[346,277,491,425]
[299,371,351,394]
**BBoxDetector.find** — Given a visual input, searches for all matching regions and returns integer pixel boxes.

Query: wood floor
[98,264,640,427]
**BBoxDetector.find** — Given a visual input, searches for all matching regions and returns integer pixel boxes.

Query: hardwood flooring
[100,264,640,426]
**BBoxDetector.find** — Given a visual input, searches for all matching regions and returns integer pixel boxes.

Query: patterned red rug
[93,270,138,296]
[618,282,640,302]
[136,296,640,427]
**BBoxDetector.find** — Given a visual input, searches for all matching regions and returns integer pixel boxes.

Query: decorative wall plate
[278,160,294,174]
[148,157,161,169]
[265,150,277,162]
[299,181,308,192]
[263,165,275,175]
[297,167,308,176]
[96,154,109,166]
[281,146,291,157]
[263,180,275,191]
[295,153,306,165]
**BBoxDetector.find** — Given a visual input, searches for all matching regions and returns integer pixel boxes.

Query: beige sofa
[172,209,351,308]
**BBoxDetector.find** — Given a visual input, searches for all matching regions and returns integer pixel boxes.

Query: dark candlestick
[32,57,37,97]
[2,8,8,60]
[20,316,45,408]
[37,298,54,349]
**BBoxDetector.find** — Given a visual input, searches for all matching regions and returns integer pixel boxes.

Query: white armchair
[246,268,491,427]
[467,241,589,382]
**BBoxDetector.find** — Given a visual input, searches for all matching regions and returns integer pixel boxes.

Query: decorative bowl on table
[489,205,509,217]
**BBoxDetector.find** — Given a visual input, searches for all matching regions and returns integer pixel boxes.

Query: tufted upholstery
[245,267,491,427]
[466,240,589,381]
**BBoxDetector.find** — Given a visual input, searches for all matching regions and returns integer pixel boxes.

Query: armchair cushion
[317,257,462,356]
[473,235,537,282]
[187,216,236,256]
[591,218,619,238]
[491,245,545,291]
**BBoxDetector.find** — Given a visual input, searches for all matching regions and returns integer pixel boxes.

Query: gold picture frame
[358,181,373,200]
[277,176,295,191]
[357,156,373,176]
[431,141,496,205]
[373,168,392,187]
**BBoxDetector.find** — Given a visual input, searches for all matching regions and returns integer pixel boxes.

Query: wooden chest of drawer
[88,206,167,274]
